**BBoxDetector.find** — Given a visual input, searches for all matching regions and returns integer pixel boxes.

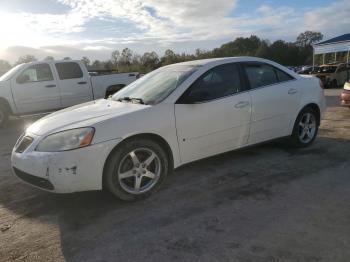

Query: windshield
[0,64,25,81]
[112,65,199,105]
[317,66,337,74]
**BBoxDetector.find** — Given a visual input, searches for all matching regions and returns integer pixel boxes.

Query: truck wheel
[0,104,9,128]
[104,138,169,201]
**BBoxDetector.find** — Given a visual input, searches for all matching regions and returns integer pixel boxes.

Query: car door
[243,62,301,144]
[175,63,251,163]
[11,63,61,114]
[54,62,92,108]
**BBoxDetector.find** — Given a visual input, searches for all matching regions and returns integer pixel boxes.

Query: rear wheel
[104,139,169,201]
[0,104,9,128]
[290,107,318,147]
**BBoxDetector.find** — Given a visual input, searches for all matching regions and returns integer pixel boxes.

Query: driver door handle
[78,81,87,85]
[234,101,250,109]
[288,88,298,95]
[45,84,56,88]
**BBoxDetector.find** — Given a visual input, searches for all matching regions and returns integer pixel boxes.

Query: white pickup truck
[0,60,139,127]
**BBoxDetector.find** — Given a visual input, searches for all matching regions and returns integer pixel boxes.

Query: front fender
[0,80,17,114]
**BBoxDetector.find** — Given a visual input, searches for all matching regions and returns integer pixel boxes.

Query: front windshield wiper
[117,97,146,105]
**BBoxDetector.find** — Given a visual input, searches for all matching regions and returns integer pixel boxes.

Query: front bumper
[340,89,350,107]
[11,134,121,193]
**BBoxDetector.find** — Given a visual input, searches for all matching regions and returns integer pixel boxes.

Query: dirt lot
[0,89,349,262]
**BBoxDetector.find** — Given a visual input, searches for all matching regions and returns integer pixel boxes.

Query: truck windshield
[0,64,25,81]
[112,65,199,105]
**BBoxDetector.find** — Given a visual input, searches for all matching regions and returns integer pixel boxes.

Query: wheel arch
[297,103,321,126]
[102,133,175,188]
[0,97,12,115]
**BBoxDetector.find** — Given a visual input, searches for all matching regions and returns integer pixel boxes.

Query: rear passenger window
[276,68,294,82]
[55,62,83,80]
[244,63,278,89]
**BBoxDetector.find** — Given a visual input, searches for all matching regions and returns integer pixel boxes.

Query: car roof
[169,56,270,67]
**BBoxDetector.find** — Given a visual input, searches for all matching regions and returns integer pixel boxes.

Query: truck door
[54,62,92,108]
[11,63,61,114]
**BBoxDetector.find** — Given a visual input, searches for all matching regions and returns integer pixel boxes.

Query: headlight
[36,128,95,152]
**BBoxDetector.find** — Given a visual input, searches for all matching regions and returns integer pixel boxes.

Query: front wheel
[290,108,319,147]
[104,139,169,201]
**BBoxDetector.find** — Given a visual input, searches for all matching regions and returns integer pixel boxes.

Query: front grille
[15,136,33,153]
[13,167,54,190]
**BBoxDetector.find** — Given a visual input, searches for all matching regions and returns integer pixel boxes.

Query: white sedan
[11,57,326,200]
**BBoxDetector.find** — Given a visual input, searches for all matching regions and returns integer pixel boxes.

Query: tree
[296,31,324,47]
[255,40,271,59]
[0,60,11,74]
[63,57,72,60]
[141,52,160,70]
[104,60,114,70]
[111,50,120,65]
[81,56,91,66]
[15,55,37,65]
[91,60,103,70]
[162,49,177,65]
[120,48,133,66]
[44,56,55,61]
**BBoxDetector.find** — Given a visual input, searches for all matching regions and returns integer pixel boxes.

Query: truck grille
[15,136,34,153]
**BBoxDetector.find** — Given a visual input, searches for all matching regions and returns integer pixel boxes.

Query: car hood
[27,99,150,136]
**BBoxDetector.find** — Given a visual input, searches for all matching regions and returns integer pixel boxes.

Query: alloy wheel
[117,148,161,194]
[298,112,316,144]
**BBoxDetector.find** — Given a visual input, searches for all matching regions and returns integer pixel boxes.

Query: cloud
[304,0,350,36]
[0,0,349,63]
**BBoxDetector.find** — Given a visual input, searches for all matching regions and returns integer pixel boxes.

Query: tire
[290,107,319,148]
[104,138,169,201]
[0,104,9,129]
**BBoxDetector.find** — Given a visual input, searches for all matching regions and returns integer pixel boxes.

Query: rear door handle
[45,84,56,88]
[78,81,87,85]
[288,88,298,94]
[234,101,250,109]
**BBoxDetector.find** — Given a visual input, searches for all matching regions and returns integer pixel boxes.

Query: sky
[0,0,349,63]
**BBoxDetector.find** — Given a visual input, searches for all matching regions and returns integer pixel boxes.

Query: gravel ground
[0,89,349,262]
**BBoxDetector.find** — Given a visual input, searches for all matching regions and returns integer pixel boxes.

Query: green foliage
[15,55,37,65]
[81,56,91,66]
[296,31,324,47]
[3,31,324,74]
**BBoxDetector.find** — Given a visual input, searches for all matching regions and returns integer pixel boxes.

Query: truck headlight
[36,128,95,152]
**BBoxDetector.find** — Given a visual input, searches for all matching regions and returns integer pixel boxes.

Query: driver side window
[178,64,243,103]
[16,64,54,84]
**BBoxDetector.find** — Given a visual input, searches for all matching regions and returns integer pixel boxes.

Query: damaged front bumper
[11,133,121,193]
